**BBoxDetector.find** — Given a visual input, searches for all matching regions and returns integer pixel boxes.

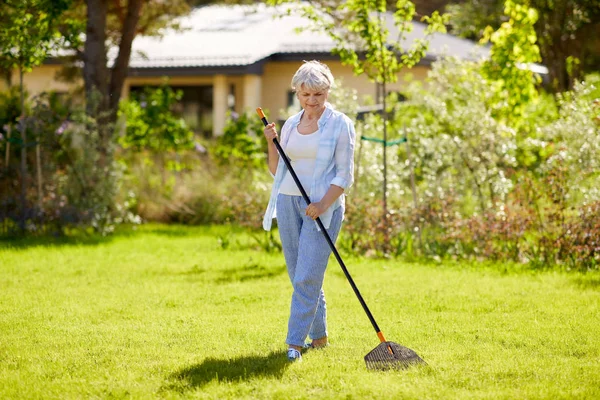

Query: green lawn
[1,225,599,399]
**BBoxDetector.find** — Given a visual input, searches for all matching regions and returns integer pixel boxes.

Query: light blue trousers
[276,194,343,347]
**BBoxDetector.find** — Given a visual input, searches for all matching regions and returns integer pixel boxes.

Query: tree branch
[110,0,127,26]
[108,0,143,115]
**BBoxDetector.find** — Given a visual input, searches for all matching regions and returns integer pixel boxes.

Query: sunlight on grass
[1,224,599,399]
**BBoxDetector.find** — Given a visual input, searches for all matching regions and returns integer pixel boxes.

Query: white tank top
[279,126,321,196]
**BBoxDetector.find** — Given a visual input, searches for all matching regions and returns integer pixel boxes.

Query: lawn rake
[257,107,426,371]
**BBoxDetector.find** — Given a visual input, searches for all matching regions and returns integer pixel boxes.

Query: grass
[0,224,599,399]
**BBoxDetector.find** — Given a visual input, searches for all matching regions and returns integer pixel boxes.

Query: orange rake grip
[256,108,268,127]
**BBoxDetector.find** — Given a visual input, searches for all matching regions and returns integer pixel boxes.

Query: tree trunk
[534,0,587,92]
[109,0,143,115]
[83,0,109,116]
[404,127,422,253]
[354,133,364,192]
[19,67,27,232]
[1,67,11,88]
[83,0,144,166]
[4,125,10,168]
[382,80,388,227]
[36,140,42,210]
[539,30,573,92]
[377,10,390,252]
[84,0,110,169]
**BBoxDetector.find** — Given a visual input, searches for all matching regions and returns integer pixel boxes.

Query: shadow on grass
[0,224,213,250]
[216,264,287,283]
[0,232,116,249]
[0,224,158,250]
[143,224,253,238]
[141,226,205,237]
[0,223,278,254]
[571,275,600,290]
[165,350,290,392]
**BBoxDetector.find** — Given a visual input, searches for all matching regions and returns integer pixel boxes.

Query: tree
[393,0,452,17]
[448,0,600,92]
[59,0,251,165]
[83,0,143,165]
[481,0,541,125]
[0,0,72,230]
[445,0,505,40]
[532,0,600,91]
[48,0,195,168]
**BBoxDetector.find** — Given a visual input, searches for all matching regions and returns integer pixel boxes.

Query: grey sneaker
[287,348,302,362]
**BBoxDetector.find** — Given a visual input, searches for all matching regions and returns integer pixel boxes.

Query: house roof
[129,4,336,74]
[127,4,535,76]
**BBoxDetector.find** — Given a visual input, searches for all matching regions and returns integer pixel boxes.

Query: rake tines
[364,342,427,371]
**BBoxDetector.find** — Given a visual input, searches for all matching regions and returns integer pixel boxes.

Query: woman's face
[297,84,329,112]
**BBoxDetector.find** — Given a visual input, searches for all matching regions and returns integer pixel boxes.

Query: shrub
[345,59,599,271]
[559,201,600,271]
[0,90,139,237]
[119,109,271,228]
[124,148,271,229]
[118,85,194,153]
[52,110,137,235]
[538,77,600,204]
[211,111,266,170]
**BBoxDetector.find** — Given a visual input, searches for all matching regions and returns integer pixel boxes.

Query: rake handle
[257,107,387,343]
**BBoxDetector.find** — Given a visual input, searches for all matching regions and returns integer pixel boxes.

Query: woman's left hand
[306,202,326,220]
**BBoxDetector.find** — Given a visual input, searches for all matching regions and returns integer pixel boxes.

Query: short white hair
[291,60,335,92]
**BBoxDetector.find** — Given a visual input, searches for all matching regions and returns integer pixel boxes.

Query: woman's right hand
[263,122,278,142]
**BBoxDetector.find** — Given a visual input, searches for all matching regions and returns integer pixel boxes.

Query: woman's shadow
[166,350,290,391]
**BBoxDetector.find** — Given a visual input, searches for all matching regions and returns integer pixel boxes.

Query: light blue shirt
[263,103,356,231]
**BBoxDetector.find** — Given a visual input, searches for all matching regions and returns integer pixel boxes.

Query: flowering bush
[342,58,599,271]
[0,91,140,236]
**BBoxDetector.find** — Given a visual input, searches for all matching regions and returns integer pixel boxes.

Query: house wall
[1,65,77,96]
[123,76,215,98]
[2,61,431,136]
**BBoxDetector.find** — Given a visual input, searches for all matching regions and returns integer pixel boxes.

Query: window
[129,85,214,137]
[287,90,300,110]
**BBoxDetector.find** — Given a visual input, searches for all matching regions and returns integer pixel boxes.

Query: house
[2,4,496,137]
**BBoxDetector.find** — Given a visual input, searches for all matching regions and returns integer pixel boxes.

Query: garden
[1,0,599,398]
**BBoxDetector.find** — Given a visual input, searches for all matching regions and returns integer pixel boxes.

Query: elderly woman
[262,60,356,362]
